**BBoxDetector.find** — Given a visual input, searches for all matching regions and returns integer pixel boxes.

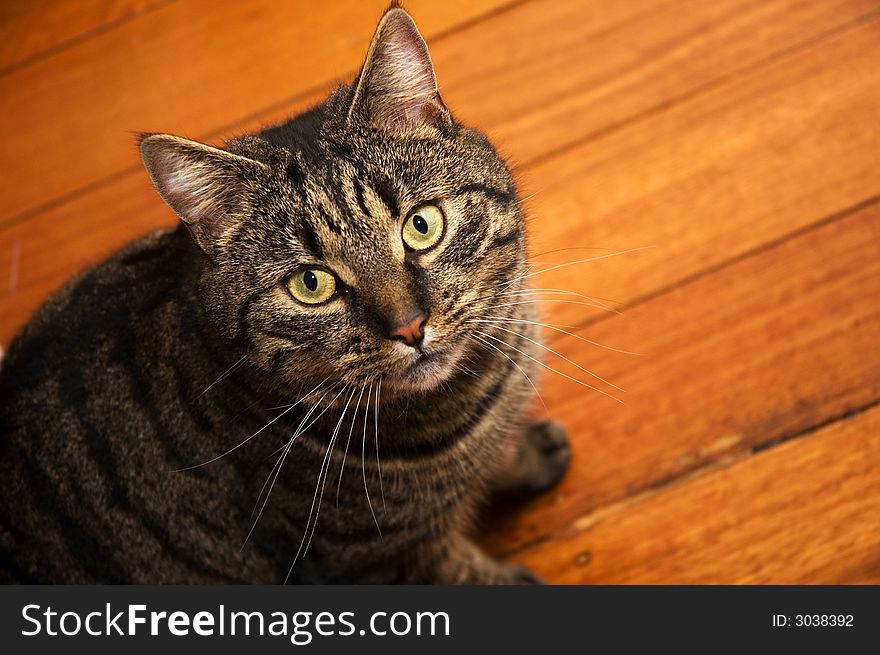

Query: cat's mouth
[386,336,465,393]
[412,349,441,365]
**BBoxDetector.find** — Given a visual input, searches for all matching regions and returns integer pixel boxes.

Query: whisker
[336,382,368,506]
[248,443,287,524]
[499,286,614,300]
[263,383,347,460]
[473,330,623,404]
[487,264,538,291]
[483,298,617,313]
[470,323,624,392]
[198,355,246,398]
[175,376,330,471]
[474,316,643,355]
[295,386,358,565]
[359,382,373,510]
[375,377,386,514]
[496,246,650,293]
[471,287,622,315]
[242,384,338,549]
[468,333,548,411]
[520,246,650,281]
[450,359,480,379]
[529,245,623,259]
[518,188,542,204]
[472,286,614,303]
[363,377,383,536]
[264,384,348,463]
[244,441,293,550]
[501,287,622,309]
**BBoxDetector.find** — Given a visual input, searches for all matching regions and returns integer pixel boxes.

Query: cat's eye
[402,204,444,251]
[287,268,336,305]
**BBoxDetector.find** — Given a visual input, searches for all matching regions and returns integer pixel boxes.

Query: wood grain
[513,405,880,584]
[523,17,880,329]
[480,204,880,554]
[0,0,166,72]
[441,0,880,166]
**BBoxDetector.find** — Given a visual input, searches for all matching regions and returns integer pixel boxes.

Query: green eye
[402,204,444,251]
[287,268,336,305]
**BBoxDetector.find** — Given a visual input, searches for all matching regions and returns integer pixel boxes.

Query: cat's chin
[385,340,465,394]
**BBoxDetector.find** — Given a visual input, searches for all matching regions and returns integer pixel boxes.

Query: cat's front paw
[492,562,544,585]
[493,420,570,500]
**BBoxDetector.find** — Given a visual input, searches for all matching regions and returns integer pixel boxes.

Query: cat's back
[0,228,266,583]
[0,227,190,418]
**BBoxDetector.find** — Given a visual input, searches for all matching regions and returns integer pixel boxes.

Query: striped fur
[0,7,568,584]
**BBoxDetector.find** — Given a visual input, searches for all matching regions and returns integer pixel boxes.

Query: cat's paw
[492,420,570,500]
[492,563,543,585]
[525,419,570,490]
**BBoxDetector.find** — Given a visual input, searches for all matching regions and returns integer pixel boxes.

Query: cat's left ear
[139,134,269,255]
[347,7,450,133]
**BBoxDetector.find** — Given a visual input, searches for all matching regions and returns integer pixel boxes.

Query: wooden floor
[1,1,878,584]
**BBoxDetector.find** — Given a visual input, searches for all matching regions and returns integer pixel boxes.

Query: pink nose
[389,314,427,347]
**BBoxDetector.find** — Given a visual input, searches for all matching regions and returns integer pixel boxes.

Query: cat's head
[140,7,526,396]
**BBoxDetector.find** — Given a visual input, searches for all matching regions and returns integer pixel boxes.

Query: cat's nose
[388,314,427,348]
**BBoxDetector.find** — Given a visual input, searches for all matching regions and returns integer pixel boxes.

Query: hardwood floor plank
[480,204,880,554]
[513,405,880,583]
[2,3,877,345]
[0,0,168,72]
[442,0,880,166]
[522,18,880,329]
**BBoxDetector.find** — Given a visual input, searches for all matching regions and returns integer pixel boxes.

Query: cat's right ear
[347,7,450,133]
[139,134,269,255]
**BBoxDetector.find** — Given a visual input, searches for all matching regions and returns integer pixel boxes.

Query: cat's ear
[347,7,450,132]
[139,134,269,254]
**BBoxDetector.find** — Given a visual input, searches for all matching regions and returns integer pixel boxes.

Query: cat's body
[0,7,569,584]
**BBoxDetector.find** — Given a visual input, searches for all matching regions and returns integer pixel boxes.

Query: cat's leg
[491,420,570,500]
[418,421,568,584]
[430,533,541,585]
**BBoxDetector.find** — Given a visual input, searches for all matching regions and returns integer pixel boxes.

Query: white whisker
[198,355,246,398]
[470,287,622,315]
[242,384,339,549]
[477,316,642,355]
[175,376,330,472]
[469,333,547,411]
[483,298,615,313]
[248,443,287,524]
[473,330,623,404]
[297,385,358,562]
[336,382,367,506]
[470,323,623,392]
[375,377,385,514]
[493,246,649,295]
[496,287,622,312]
[470,287,619,311]
[516,247,650,283]
[363,377,383,535]
[529,245,622,259]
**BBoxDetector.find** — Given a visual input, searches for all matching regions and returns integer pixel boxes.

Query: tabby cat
[0,6,569,584]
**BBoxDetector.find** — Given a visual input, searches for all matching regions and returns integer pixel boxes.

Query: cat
[0,5,570,584]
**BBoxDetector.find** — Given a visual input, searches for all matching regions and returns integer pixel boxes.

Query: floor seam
[502,398,880,557]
